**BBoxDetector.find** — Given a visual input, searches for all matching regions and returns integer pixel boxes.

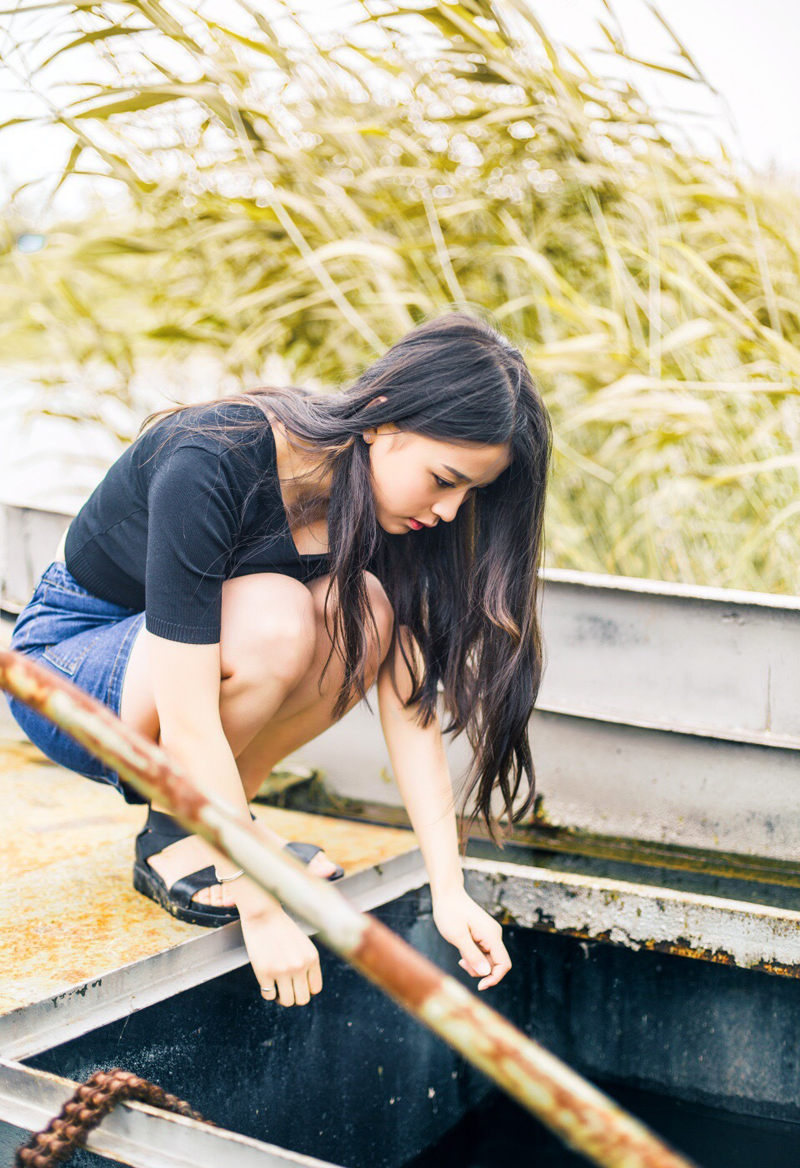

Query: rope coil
[16,1067,216,1167]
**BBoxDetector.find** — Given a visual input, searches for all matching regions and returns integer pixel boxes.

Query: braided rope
[15,1067,216,1167]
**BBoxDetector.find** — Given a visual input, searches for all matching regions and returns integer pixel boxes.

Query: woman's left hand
[431,884,511,990]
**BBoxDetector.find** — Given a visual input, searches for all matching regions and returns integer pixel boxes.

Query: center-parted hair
[137,308,553,846]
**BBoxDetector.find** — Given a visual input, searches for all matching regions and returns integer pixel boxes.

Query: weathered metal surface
[2,860,429,1064]
[523,711,800,861]
[296,707,800,864]
[477,925,800,1127]
[0,648,696,1168]
[0,792,426,1061]
[21,902,800,1154]
[0,752,421,1024]
[19,889,496,1168]
[537,568,800,744]
[301,703,800,862]
[260,784,800,895]
[294,684,800,864]
[463,858,800,978]
[495,820,800,890]
[0,1058,345,1168]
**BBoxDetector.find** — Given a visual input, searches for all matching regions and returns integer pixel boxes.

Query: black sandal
[133,806,345,928]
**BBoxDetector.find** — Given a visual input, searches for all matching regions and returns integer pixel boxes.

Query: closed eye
[433,473,487,494]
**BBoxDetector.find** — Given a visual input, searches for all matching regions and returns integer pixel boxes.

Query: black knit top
[64,399,332,643]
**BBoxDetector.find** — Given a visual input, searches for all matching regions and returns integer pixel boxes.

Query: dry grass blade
[0,0,799,593]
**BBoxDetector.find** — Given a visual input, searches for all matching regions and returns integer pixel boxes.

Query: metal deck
[0,738,433,1167]
[0,746,425,1055]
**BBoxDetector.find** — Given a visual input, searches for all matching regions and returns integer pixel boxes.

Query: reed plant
[1,0,798,592]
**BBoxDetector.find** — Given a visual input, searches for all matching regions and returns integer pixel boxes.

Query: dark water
[17,882,800,1168]
[407,1077,800,1168]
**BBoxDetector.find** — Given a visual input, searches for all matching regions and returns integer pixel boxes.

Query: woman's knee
[311,571,393,675]
[220,574,317,685]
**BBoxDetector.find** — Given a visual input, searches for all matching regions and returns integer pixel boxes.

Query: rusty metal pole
[0,647,696,1168]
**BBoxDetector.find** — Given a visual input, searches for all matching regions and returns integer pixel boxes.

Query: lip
[407,518,433,529]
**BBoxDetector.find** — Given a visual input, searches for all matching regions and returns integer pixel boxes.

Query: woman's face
[365,411,512,535]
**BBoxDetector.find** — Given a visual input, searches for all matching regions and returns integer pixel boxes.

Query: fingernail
[477,961,491,975]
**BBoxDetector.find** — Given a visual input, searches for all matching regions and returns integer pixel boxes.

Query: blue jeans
[5,560,147,804]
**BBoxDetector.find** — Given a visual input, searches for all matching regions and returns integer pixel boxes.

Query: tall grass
[1,0,799,593]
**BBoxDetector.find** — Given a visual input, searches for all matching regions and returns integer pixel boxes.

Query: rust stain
[352,915,442,1010]
[0,746,419,1016]
[0,738,56,773]
[532,792,554,826]
[509,915,800,979]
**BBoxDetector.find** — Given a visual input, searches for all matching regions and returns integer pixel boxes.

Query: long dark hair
[136,308,552,846]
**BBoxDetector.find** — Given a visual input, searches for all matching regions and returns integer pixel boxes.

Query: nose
[431,498,460,524]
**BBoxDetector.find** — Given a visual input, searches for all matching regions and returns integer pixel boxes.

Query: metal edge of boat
[462,858,800,978]
[0,850,429,1168]
[0,848,427,1061]
[0,1057,348,1168]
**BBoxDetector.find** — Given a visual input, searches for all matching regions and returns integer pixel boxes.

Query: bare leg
[119,571,393,907]
[235,571,393,798]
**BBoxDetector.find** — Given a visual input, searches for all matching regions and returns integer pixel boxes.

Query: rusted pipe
[0,647,696,1168]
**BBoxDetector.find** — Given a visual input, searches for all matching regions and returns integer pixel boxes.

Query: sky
[544,0,800,180]
[0,0,799,224]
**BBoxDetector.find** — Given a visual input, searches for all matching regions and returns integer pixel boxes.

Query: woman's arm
[376,627,462,897]
[147,632,325,1007]
[148,630,295,918]
[376,626,511,989]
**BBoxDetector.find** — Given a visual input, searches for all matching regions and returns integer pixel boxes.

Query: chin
[377,514,407,534]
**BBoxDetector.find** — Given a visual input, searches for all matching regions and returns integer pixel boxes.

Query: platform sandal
[133,806,345,928]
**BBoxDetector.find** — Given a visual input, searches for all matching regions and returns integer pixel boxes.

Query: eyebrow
[442,464,493,488]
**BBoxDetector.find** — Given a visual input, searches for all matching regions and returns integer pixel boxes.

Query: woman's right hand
[239,899,323,1007]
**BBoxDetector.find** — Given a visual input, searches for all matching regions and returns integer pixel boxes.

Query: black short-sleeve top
[64,398,332,644]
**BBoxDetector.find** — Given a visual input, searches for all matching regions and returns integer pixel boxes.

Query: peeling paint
[465,860,800,980]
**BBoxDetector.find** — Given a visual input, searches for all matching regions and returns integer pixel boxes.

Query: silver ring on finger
[260,982,277,998]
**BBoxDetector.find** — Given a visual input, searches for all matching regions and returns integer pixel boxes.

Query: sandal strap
[144,807,191,843]
[169,849,321,908]
[284,841,323,864]
[139,806,257,862]
[137,820,187,863]
[169,865,226,908]
[284,841,345,880]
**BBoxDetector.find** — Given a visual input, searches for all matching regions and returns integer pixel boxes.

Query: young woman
[6,309,552,1010]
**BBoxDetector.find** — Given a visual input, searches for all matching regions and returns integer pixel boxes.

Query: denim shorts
[5,560,147,804]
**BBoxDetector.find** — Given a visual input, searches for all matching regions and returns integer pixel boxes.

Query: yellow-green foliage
[2,1,799,592]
